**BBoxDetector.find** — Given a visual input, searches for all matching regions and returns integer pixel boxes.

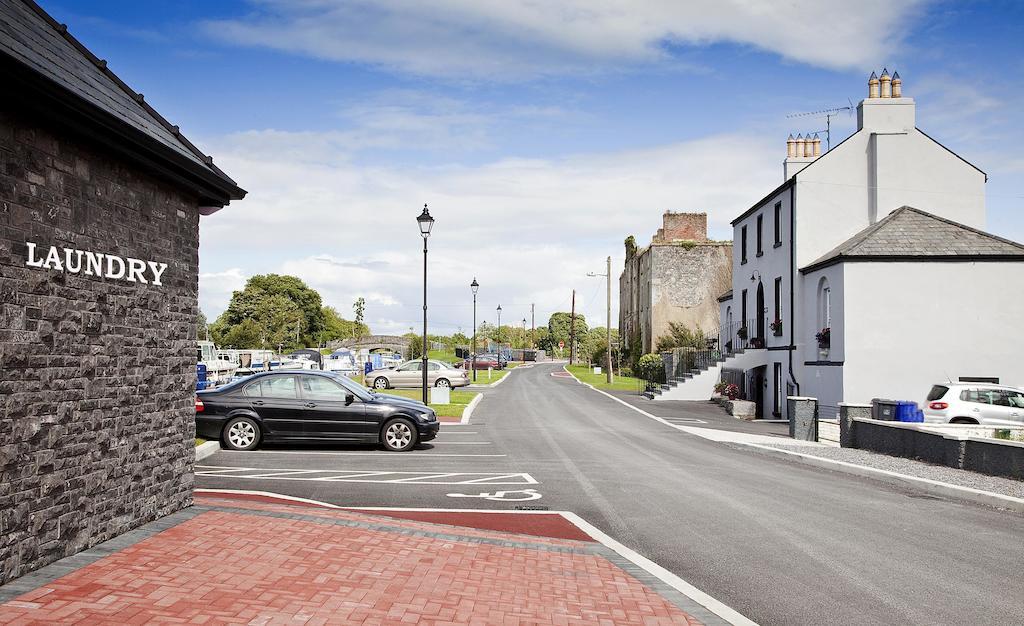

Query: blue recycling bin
[196,363,208,391]
[896,401,924,422]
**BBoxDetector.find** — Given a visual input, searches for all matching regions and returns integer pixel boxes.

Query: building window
[756,215,763,256]
[774,276,782,326]
[741,226,748,264]
[741,289,748,328]
[773,362,783,417]
[774,202,782,247]
[817,277,832,345]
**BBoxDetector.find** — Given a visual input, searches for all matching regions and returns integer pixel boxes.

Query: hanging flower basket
[770,318,783,337]
[815,327,831,349]
[737,326,748,340]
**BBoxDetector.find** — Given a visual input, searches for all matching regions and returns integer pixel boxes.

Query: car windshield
[325,372,374,401]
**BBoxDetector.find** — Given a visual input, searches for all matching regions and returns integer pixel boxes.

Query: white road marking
[659,417,708,424]
[430,441,492,445]
[196,466,538,485]
[446,489,542,502]
[237,450,506,457]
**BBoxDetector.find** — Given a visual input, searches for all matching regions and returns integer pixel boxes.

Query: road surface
[198,362,1023,625]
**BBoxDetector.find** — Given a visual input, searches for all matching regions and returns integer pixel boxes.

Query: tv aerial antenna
[786,99,854,151]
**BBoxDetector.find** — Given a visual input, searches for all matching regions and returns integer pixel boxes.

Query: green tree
[353,297,366,333]
[654,322,706,352]
[321,306,369,343]
[220,318,263,348]
[197,309,208,340]
[405,333,424,360]
[543,312,589,353]
[212,274,325,350]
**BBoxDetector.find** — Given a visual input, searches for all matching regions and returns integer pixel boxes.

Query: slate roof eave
[800,206,1024,274]
[0,0,245,206]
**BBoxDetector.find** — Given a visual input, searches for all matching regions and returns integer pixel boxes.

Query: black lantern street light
[417,203,435,404]
[470,278,479,382]
[496,304,502,355]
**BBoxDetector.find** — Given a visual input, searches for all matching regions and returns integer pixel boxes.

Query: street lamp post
[496,304,502,355]
[470,278,479,382]
[417,204,435,404]
[522,318,527,349]
[587,255,613,384]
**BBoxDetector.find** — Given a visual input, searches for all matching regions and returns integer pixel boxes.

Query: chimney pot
[812,133,821,157]
[786,134,795,157]
[880,68,892,98]
[868,71,880,98]
[891,71,902,98]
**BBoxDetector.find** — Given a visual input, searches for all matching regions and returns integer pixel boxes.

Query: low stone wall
[839,417,1024,480]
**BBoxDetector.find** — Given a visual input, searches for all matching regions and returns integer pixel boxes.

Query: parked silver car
[923,382,1024,425]
[364,359,470,390]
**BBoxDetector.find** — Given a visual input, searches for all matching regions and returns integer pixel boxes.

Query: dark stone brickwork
[0,106,199,584]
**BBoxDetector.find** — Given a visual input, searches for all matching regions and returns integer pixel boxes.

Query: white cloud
[198,128,781,329]
[197,267,246,318]
[201,0,930,79]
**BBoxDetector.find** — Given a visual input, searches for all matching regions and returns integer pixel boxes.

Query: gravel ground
[752,443,1024,500]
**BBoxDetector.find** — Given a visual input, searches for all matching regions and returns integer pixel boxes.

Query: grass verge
[565,365,645,392]
[373,388,479,419]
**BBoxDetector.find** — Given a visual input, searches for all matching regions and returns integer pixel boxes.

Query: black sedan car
[195,370,438,451]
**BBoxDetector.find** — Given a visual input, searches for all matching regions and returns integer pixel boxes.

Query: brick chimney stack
[654,212,707,243]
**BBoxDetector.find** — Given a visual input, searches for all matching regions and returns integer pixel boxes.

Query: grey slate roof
[0,0,242,194]
[801,206,1024,272]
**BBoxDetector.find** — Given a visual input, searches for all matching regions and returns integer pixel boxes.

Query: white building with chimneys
[655,70,1024,420]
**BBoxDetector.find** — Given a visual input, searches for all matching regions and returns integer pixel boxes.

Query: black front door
[751,366,765,419]
[298,375,371,439]
[245,375,305,438]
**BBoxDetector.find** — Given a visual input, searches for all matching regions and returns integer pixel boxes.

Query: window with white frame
[817,277,832,339]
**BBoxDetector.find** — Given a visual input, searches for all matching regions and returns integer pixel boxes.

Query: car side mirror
[345,393,355,406]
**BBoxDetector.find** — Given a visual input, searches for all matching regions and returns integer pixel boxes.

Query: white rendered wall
[842,262,1024,406]
[730,186,792,347]
[798,263,845,414]
[793,130,985,268]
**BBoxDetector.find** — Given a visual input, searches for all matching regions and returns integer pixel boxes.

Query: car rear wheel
[434,378,450,388]
[223,416,261,451]
[373,377,389,389]
[381,418,417,452]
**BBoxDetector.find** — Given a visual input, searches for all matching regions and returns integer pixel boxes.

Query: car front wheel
[373,377,389,389]
[223,416,261,451]
[381,418,417,452]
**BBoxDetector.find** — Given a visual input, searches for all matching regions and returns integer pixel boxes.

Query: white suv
[923,383,1024,425]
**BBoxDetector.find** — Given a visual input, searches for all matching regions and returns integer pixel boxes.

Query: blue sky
[44,0,1024,334]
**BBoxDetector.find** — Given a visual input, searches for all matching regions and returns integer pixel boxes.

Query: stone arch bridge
[328,335,410,357]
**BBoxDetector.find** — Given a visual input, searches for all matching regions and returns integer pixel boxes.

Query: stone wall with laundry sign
[0,106,199,584]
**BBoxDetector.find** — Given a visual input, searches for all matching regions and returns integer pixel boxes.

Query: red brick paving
[0,500,703,625]
[346,510,595,543]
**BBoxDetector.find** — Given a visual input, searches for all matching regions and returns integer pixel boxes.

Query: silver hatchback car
[923,382,1024,425]
[364,359,471,390]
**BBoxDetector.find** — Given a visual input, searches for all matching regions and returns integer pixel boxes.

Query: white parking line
[238,451,507,457]
[196,466,538,485]
[430,441,492,445]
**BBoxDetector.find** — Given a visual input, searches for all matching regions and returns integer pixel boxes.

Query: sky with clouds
[45,0,1024,335]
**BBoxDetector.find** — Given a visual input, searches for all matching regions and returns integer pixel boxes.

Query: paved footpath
[0,494,717,625]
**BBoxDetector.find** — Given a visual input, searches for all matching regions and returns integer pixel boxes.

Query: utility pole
[569,289,576,365]
[606,255,613,384]
[528,303,536,350]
